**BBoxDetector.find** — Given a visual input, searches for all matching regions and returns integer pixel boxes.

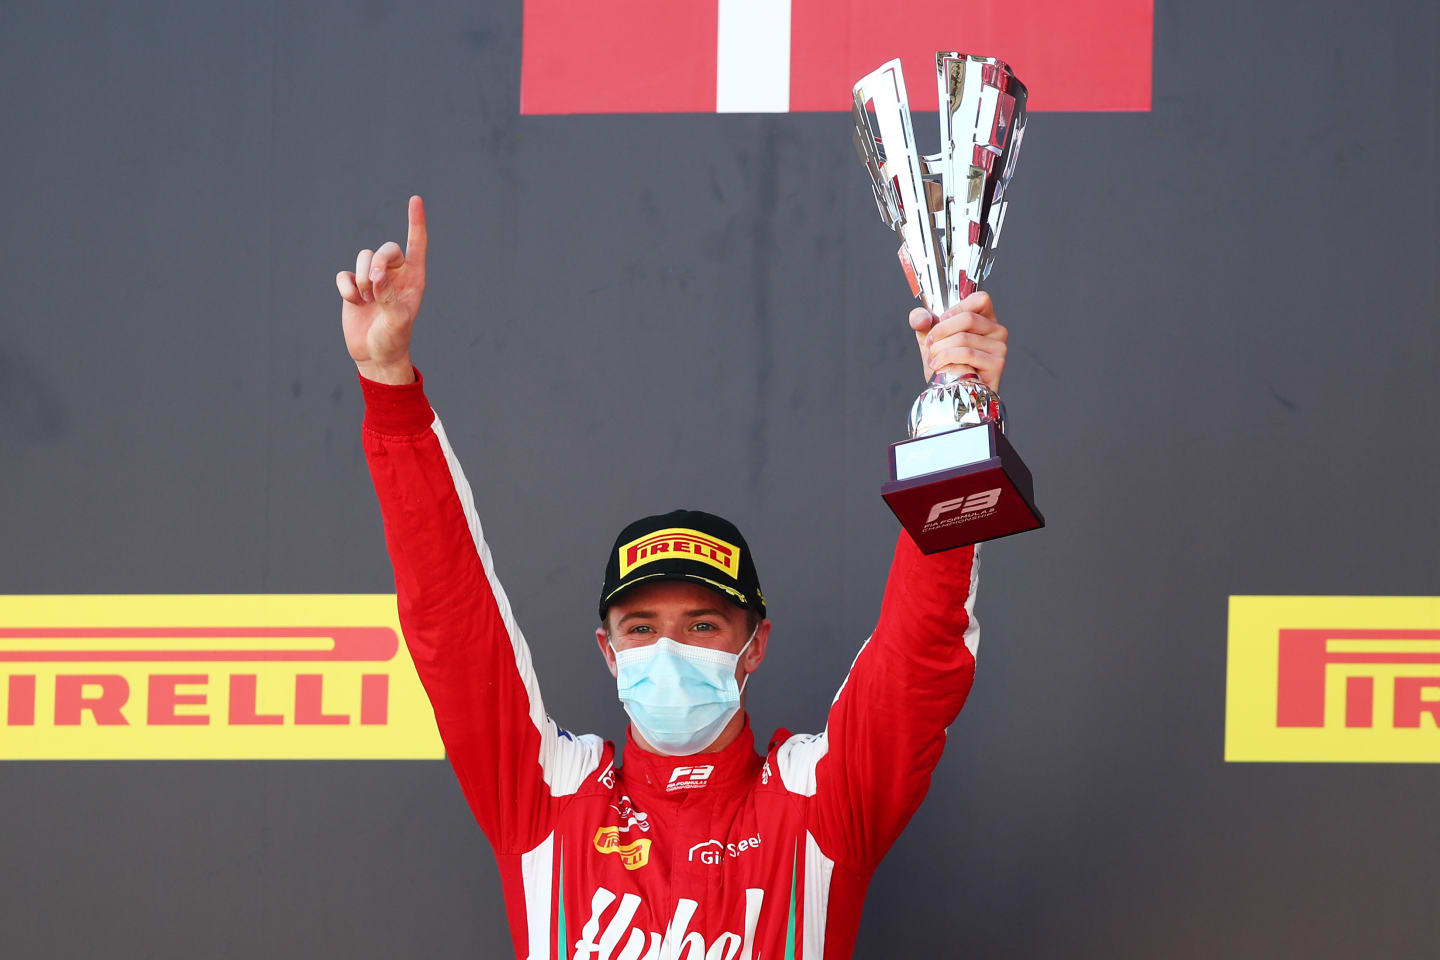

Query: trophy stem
[929,367,973,388]
[910,373,1002,439]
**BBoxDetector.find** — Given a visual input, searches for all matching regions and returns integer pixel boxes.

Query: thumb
[908,306,936,334]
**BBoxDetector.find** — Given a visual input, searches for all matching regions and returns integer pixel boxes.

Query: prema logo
[925,488,1002,526]
[0,595,443,760]
[608,795,650,834]
[1226,596,1440,763]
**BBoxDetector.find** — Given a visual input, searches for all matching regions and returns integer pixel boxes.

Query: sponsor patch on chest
[687,833,762,865]
[592,827,651,870]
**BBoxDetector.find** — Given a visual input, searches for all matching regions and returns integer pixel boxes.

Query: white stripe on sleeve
[431,415,603,796]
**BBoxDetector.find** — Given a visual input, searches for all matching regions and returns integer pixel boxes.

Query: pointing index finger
[405,195,427,269]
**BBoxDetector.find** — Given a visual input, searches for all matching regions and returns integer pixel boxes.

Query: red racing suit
[361,371,982,960]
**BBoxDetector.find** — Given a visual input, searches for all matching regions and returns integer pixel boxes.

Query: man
[336,196,1011,960]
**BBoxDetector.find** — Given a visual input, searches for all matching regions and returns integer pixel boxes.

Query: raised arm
[780,535,981,870]
[775,292,1007,870]
[339,198,604,854]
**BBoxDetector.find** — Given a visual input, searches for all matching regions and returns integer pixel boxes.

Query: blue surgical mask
[612,630,756,756]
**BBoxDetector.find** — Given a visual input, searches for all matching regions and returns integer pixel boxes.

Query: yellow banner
[1226,596,1440,763]
[0,595,443,760]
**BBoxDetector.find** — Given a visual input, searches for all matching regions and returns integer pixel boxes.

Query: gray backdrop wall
[2,1,1438,957]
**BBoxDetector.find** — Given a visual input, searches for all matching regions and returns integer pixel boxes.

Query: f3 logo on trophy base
[883,427,1041,551]
[926,488,1002,524]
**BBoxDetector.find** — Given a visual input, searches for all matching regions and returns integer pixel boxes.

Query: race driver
[336,196,1011,960]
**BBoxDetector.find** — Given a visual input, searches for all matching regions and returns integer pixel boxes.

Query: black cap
[598,509,766,620]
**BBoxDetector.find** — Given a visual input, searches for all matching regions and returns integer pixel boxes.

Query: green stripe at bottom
[557,846,567,960]
[784,842,799,960]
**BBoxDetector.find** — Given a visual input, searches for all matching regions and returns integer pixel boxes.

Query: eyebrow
[683,608,727,619]
[617,608,728,626]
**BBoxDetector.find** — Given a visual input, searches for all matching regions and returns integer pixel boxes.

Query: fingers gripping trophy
[853,53,1045,552]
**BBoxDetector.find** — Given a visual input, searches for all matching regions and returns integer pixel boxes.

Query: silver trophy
[854,53,1042,551]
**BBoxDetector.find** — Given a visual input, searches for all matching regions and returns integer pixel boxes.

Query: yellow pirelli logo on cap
[0,595,444,760]
[1226,596,1440,763]
[618,528,740,579]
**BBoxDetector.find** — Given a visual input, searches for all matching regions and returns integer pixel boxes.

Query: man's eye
[691,622,717,632]
[630,625,653,635]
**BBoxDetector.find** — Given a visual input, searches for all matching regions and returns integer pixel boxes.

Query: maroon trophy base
[882,423,1044,553]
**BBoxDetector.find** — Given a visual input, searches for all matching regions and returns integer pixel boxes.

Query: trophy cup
[853,53,1044,553]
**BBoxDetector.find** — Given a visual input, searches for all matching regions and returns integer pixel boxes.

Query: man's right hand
[335,195,427,385]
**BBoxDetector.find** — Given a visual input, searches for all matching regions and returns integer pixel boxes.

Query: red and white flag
[521,0,1152,114]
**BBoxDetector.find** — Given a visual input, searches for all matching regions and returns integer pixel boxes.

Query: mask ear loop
[736,623,759,695]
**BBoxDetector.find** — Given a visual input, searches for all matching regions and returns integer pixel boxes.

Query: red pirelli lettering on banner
[0,627,396,662]
[0,627,399,729]
[1276,629,1440,729]
[7,674,36,725]
[0,598,443,759]
[147,674,207,725]
[55,674,129,725]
